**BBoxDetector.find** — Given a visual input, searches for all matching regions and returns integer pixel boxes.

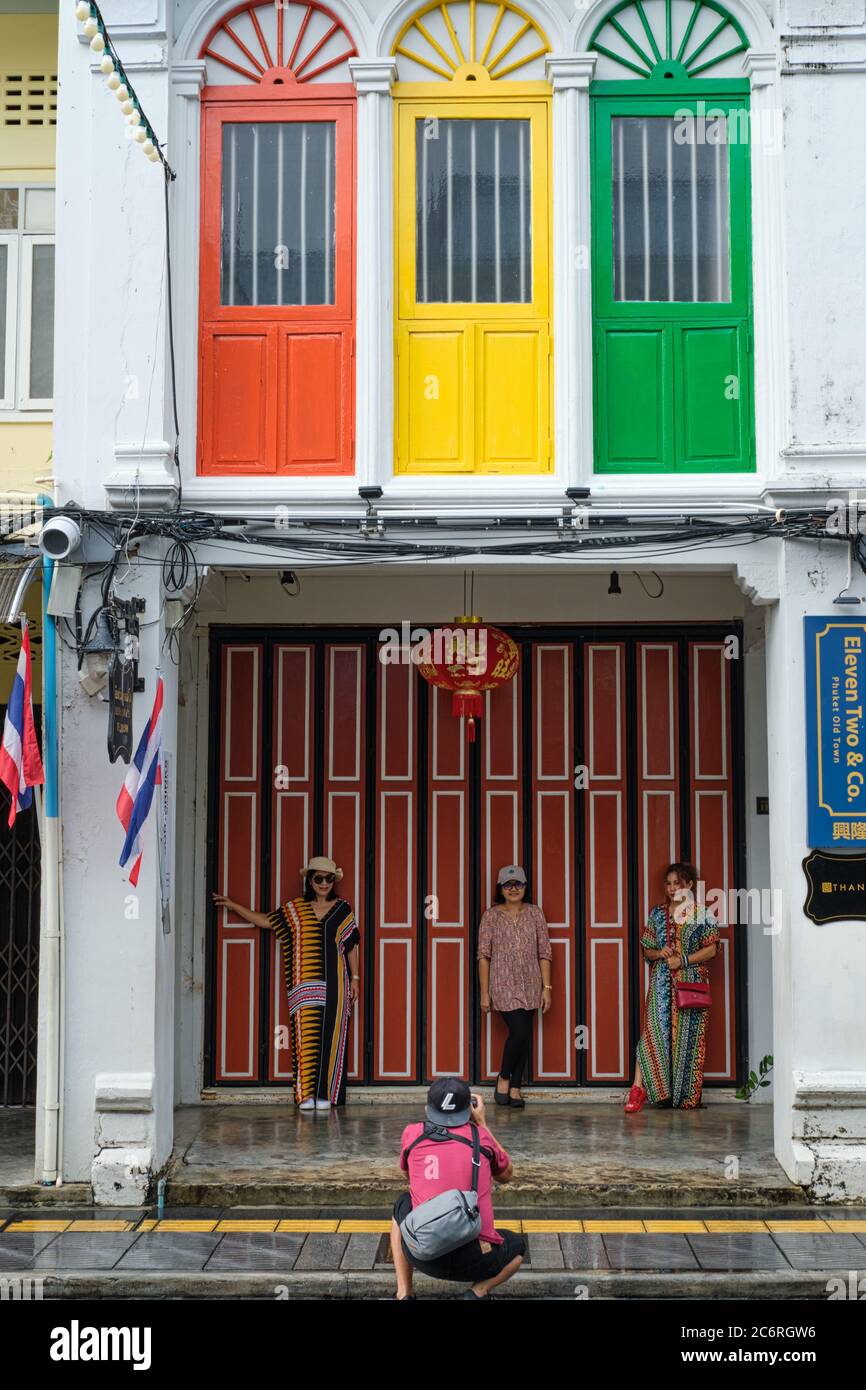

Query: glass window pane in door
[416,118,532,304]
[611,116,730,303]
[0,190,19,230]
[0,244,8,389]
[24,187,55,231]
[220,121,336,307]
[29,243,54,398]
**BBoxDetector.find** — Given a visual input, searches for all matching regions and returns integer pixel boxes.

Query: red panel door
[374,658,418,1080]
[690,641,737,1082]
[426,687,471,1080]
[214,644,264,1082]
[267,644,314,1081]
[532,644,577,1081]
[479,669,523,1081]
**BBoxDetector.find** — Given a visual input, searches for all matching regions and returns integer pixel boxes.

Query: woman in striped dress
[213,855,360,1111]
[624,862,719,1113]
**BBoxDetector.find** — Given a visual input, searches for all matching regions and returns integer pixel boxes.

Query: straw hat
[301,855,343,882]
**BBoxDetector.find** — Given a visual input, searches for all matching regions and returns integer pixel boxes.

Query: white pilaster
[744,51,789,482]
[349,59,398,488]
[546,54,596,490]
[764,543,866,1199]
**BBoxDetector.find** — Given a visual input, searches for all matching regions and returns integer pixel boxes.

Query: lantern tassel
[467,715,476,743]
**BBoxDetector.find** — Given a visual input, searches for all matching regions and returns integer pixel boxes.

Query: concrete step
[10,1269,838,1300]
[162,1174,807,1209]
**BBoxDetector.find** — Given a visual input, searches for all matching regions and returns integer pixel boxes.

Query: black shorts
[393,1193,526,1283]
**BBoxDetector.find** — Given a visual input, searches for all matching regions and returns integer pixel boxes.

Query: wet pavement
[165,1100,802,1207]
[1,1099,805,1208]
[1,1206,865,1299]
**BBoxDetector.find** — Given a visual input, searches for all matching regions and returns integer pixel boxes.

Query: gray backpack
[399,1124,483,1260]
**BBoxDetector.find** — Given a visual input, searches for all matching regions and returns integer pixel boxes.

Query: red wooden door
[210,630,741,1087]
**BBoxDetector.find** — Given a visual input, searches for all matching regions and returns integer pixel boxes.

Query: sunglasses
[502,880,524,890]
[312,873,336,885]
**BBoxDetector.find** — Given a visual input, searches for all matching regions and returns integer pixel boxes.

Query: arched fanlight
[589,0,749,81]
[393,0,549,82]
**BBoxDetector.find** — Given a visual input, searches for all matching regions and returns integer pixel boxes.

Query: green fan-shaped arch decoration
[589,0,750,81]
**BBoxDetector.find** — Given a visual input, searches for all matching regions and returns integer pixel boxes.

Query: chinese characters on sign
[805,618,866,848]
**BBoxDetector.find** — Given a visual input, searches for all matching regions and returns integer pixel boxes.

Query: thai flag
[0,623,44,829]
[117,677,163,886]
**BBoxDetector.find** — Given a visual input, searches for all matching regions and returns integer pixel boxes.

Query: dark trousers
[499,1008,533,1086]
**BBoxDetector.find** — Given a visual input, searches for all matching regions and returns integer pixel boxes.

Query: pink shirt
[399,1122,511,1245]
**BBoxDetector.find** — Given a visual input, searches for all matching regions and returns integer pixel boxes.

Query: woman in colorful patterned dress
[212,855,360,1111]
[624,862,718,1113]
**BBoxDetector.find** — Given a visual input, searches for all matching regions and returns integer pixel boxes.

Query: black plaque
[803,849,866,923]
[108,656,135,764]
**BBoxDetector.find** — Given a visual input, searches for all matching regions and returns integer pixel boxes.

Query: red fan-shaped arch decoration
[199,0,358,86]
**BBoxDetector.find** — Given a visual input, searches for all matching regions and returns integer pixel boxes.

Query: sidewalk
[2,1206,864,1299]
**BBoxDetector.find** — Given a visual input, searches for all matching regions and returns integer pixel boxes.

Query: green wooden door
[592,96,754,474]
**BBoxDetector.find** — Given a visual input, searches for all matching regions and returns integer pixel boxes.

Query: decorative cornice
[545,53,597,90]
[349,58,398,95]
[105,442,179,513]
[742,50,779,86]
[171,61,207,97]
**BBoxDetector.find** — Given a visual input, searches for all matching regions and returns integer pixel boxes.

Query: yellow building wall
[0,14,58,181]
[1,13,57,503]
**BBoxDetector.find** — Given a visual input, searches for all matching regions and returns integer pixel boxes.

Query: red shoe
[624,1085,647,1114]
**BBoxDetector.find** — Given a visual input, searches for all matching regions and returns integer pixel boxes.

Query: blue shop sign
[806,617,866,847]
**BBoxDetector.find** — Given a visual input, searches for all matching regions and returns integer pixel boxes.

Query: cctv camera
[39,516,82,560]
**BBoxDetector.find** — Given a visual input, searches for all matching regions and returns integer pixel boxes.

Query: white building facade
[35,0,866,1202]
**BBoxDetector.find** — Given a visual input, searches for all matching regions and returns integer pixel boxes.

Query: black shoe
[508,1092,525,1109]
[461,1289,493,1299]
[494,1086,511,1106]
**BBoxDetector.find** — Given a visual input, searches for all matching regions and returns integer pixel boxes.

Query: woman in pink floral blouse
[478,865,552,1109]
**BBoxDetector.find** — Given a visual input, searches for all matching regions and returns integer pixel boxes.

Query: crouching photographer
[390,1078,525,1300]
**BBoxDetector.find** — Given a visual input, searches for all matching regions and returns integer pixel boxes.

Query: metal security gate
[207,626,745,1087]
[0,708,41,1106]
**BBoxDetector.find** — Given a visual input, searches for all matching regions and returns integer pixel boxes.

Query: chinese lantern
[417,616,519,743]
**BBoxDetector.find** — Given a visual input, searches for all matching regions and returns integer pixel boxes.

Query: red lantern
[417,617,520,743]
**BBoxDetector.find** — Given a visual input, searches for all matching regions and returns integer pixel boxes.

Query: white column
[55,545,178,1199]
[764,543,866,1199]
[545,55,596,490]
[743,52,788,481]
[349,59,398,489]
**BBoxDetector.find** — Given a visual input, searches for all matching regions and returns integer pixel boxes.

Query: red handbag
[675,980,712,1009]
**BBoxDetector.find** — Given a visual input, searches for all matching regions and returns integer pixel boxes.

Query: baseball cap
[425,1077,472,1128]
[497,864,527,885]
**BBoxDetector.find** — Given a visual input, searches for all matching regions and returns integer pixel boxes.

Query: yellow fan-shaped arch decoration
[393,1,550,82]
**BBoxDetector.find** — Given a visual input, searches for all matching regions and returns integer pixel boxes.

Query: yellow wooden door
[396,94,551,474]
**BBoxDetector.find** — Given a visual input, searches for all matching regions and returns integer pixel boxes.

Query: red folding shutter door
[212,632,740,1086]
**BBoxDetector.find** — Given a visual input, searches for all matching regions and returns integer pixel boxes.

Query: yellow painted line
[523,1220,580,1233]
[766,1220,831,1233]
[151,1220,218,1232]
[276,1219,340,1233]
[825,1220,866,1233]
[583,1220,645,1233]
[644,1221,707,1233]
[5,1220,70,1232]
[338,1220,391,1233]
[67,1220,134,1232]
[492,1220,524,1233]
[137,1220,158,1232]
[215,1220,278,1233]
[705,1221,769,1233]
